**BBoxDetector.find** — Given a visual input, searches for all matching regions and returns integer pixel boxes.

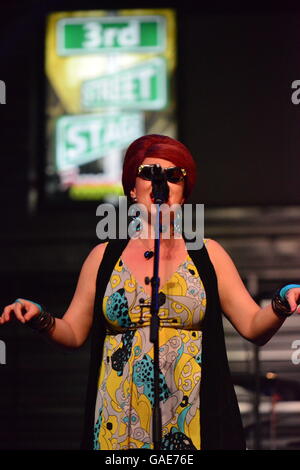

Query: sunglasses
[137,164,186,183]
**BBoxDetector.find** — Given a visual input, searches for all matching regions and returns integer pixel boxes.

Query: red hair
[122,134,197,200]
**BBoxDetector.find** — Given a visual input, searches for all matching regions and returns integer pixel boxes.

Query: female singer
[1,134,300,450]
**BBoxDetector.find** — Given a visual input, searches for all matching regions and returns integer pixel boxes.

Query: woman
[1,134,300,450]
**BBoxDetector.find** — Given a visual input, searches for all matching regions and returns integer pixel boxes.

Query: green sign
[81,58,167,110]
[56,112,144,171]
[57,15,166,55]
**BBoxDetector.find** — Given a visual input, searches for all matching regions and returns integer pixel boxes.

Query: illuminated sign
[56,112,144,171]
[45,9,176,202]
[57,16,166,55]
[81,57,167,110]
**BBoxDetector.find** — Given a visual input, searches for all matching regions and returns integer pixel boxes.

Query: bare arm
[0,242,108,348]
[206,239,294,346]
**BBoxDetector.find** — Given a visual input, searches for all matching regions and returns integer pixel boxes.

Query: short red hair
[122,134,197,200]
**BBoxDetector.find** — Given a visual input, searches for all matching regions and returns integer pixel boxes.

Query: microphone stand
[147,165,169,450]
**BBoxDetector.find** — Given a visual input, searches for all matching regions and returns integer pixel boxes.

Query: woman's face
[130,157,185,212]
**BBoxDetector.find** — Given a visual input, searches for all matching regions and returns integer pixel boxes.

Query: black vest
[81,238,246,450]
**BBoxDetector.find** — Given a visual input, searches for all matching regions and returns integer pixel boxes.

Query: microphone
[151,164,169,204]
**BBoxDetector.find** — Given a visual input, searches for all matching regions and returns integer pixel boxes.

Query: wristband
[14,298,54,333]
[15,299,43,312]
[26,309,55,333]
[279,284,300,301]
[272,288,294,318]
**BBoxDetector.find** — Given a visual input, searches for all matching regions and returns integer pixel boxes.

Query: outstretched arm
[0,243,108,348]
[206,239,300,346]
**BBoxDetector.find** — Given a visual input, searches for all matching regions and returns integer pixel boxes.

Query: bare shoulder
[85,242,107,265]
[80,242,109,276]
[203,238,236,270]
[203,238,225,257]
[88,241,109,260]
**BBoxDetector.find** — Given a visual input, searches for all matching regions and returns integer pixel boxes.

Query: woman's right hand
[0,299,42,325]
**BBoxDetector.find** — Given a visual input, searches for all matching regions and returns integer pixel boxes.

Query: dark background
[1,0,300,212]
[1,0,300,450]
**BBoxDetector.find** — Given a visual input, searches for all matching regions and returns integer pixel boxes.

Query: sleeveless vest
[81,238,246,450]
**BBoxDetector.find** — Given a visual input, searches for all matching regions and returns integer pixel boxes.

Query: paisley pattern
[93,248,206,450]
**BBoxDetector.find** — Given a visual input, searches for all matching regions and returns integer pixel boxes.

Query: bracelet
[272,288,294,318]
[26,309,55,333]
[279,284,300,301]
[15,298,43,312]
[14,298,55,333]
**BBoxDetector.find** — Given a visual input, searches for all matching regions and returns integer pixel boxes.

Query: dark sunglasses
[137,164,186,183]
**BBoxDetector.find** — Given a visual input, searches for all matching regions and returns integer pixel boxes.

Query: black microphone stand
[146,165,169,450]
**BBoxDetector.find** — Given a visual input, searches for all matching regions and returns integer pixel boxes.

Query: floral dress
[93,250,206,450]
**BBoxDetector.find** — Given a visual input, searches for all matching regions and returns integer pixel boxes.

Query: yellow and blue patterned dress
[93,251,206,450]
